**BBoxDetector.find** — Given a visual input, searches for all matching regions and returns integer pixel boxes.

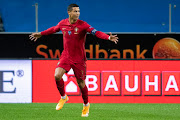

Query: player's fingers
[29,37,33,41]
[112,36,119,40]
[29,35,33,39]
[30,34,35,37]
[113,36,118,39]
[31,37,35,41]
[29,36,34,40]
[115,39,118,41]
[34,38,38,42]
[113,39,118,44]
[113,39,118,42]
[29,34,35,39]
[30,36,35,41]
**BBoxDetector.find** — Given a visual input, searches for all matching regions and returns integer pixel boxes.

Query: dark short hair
[67,4,79,11]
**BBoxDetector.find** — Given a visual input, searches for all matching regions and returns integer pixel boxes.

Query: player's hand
[109,32,119,44]
[29,32,42,42]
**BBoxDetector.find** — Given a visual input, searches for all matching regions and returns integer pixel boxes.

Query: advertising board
[32,60,180,103]
[0,33,179,59]
[0,60,32,103]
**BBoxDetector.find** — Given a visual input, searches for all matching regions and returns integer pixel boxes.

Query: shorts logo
[80,70,84,79]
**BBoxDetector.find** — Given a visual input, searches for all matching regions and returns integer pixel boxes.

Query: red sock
[80,85,88,104]
[56,79,65,96]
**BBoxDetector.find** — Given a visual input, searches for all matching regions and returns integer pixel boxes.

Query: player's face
[68,7,80,21]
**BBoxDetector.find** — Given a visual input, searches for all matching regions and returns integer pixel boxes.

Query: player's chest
[61,25,84,36]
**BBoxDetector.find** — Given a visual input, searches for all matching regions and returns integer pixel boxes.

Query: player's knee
[77,79,85,89]
[54,74,62,81]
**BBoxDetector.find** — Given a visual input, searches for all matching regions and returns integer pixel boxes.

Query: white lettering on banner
[165,75,179,91]
[105,75,118,91]
[145,75,158,91]
[62,70,179,95]
[85,75,98,91]
[125,75,138,92]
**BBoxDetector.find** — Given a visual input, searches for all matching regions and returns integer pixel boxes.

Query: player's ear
[67,10,71,15]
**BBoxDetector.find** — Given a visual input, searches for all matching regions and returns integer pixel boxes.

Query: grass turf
[0,103,180,120]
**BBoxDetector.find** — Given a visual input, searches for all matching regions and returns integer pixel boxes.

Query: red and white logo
[74,27,79,34]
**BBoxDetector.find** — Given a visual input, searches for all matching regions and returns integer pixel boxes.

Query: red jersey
[41,18,109,63]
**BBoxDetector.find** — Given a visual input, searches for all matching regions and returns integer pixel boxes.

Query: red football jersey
[41,18,109,63]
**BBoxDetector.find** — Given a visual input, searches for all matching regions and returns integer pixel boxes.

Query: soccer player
[29,4,118,117]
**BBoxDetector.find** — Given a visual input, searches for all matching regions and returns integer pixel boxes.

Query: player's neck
[69,18,77,24]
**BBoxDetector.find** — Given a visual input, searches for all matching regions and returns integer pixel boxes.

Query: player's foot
[56,95,69,110]
[81,103,90,117]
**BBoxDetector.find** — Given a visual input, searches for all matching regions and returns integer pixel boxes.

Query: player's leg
[76,79,89,105]
[72,62,90,117]
[76,79,90,117]
[54,67,66,97]
[55,59,71,110]
[55,67,69,110]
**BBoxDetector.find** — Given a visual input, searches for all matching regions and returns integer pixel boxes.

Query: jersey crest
[74,27,79,34]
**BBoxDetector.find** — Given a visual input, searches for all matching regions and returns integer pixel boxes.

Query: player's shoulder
[77,19,89,25]
[58,18,68,25]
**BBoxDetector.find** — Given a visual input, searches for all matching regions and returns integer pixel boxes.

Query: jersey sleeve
[41,22,61,35]
[84,22,109,40]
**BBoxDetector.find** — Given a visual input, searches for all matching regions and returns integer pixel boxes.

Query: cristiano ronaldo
[29,3,118,117]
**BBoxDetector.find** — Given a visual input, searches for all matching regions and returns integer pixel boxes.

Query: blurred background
[0,0,180,32]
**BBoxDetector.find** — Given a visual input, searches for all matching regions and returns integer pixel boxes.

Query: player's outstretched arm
[94,31,119,44]
[85,23,119,44]
[29,22,61,42]
[29,32,42,42]
[109,32,119,44]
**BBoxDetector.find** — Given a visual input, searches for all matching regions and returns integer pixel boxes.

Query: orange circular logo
[152,37,180,59]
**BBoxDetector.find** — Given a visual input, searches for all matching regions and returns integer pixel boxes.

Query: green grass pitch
[0,103,180,120]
